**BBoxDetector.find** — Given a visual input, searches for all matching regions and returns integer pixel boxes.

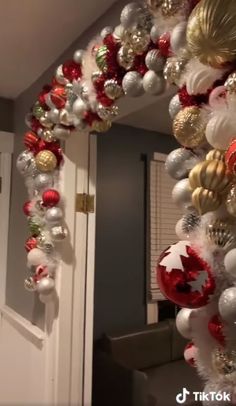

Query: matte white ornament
[27,248,47,267]
[224,249,236,281]
[170,22,187,54]
[172,178,192,210]
[219,287,236,323]
[143,70,165,95]
[206,114,235,150]
[45,207,63,223]
[120,3,142,29]
[145,50,165,72]
[176,308,194,338]
[122,71,144,97]
[169,94,182,119]
[37,277,55,295]
[73,97,87,118]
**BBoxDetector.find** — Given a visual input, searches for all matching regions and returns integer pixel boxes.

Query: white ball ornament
[224,249,236,281]
[169,94,182,119]
[219,287,236,323]
[172,178,192,210]
[73,97,87,118]
[170,22,187,54]
[27,248,47,267]
[145,50,165,72]
[176,308,194,339]
[37,277,55,295]
[143,70,165,95]
[122,71,144,97]
[206,114,235,150]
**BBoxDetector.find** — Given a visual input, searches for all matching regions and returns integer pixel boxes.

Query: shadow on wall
[94,123,178,340]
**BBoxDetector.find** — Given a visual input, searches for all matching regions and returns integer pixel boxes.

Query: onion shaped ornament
[186,59,225,96]
[189,160,232,195]
[191,187,222,215]
[173,107,207,148]
[206,149,225,162]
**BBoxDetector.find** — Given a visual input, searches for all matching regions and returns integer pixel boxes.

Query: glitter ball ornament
[184,342,197,367]
[143,71,165,95]
[34,173,53,191]
[164,57,186,85]
[16,150,37,176]
[51,225,68,241]
[207,220,236,250]
[104,79,123,100]
[25,237,38,252]
[182,211,200,234]
[225,72,236,94]
[122,71,144,97]
[97,104,119,121]
[219,287,236,323]
[176,308,194,339]
[35,150,57,173]
[117,46,135,70]
[157,241,215,308]
[91,120,112,133]
[62,60,81,81]
[120,2,142,29]
[24,276,37,292]
[225,140,236,175]
[212,347,236,376]
[161,0,186,16]
[173,107,206,148]
[42,189,60,207]
[130,29,150,54]
[145,49,165,72]
[226,185,236,217]
[37,277,55,295]
[192,187,222,215]
[172,178,192,210]
[165,148,200,180]
[208,315,225,347]
[32,102,45,120]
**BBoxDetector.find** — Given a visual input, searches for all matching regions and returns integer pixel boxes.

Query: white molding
[147,303,158,324]
[0,131,14,153]
[153,152,167,162]
[0,305,45,347]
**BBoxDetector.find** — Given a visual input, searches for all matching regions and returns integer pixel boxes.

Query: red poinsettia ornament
[156,241,215,308]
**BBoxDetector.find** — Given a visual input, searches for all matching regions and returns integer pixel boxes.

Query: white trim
[0,131,14,153]
[153,152,167,162]
[147,303,158,324]
[0,305,45,346]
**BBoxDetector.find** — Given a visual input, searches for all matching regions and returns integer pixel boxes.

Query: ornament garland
[17,0,236,399]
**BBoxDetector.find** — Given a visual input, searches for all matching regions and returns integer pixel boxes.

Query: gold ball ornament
[192,187,221,215]
[164,57,187,85]
[187,0,236,68]
[189,160,232,194]
[117,46,135,70]
[212,348,236,376]
[35,150,57,173]
[130,29,150,54]
[161,0,186,17]
[206,149,225,162]
[226,185,236,217]
[91,120,112,133]
[173,106,206,148]
[207,219,236,250]
[225,72,236,94]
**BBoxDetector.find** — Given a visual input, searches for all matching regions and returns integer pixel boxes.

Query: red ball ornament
[158,33,171,57]
[25,237,38,252]
[62,60,82,82]
[42,189,60,207]
[50,86,67,109]
[156,241,215,309]
[24,131,39,151]
[208,315,225,347]
[84,111,101,126]
[225,139,236,175]
[38,85,52,109]
[184,342,197,367]
[23,201,33,216]
[97,93,114,107]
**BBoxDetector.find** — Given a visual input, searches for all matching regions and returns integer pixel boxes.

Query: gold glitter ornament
[161,0,186,17]
[226,185,236,217]
[187,0,236,68]
[206,149,225,162]
[173,106,206,148]
[91,120,112,133]
[35,150,57,173]
[117,46,135,70]
[192,187,221,215]
[225,72,236,94]
[164,57,187,85]
[212,348,236,376]
[130,29,150,55]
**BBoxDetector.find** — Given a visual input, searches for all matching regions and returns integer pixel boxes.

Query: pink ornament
[184,342,197,367]
[23,201,33,216]
[156,241,215,308]
[25,237,37,252]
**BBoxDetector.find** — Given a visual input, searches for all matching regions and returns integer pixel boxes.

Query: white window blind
[149,153,182,301]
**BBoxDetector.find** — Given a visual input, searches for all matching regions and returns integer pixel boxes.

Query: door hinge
[76,193,95,214]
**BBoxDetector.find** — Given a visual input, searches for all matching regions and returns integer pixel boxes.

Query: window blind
[148,153,183,301]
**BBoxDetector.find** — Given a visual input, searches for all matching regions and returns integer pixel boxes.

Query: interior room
[1,1,236,405]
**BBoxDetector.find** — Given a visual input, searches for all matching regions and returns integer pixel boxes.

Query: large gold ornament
[187,0,236,68]
[192,187,221,215]
[161,0,186,17]
[35,150,57,173]
[91,120,112,133]
[189,160,232,194]
[173,107,206,148]
[206,149,225,162]
[164,57,187,85]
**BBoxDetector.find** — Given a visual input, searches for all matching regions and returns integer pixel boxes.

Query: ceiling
[0,0,115,99]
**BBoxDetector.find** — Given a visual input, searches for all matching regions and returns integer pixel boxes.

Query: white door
[0,131,96,405]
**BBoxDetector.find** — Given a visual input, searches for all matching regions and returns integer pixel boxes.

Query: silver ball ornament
[120,3,142,29]
[169,94,182,119]
[145,49,165,72]
[36,232,54,254]
[172,178,192,210]
[176,308,194,339]
[45,207,63,224]
[165,148,199,180]
[73,49,84,64]
[219,287,236,323]
[150,25,160,43]
[104,79,123,100]
[96,104,119,121]
[37,277,55,295]
[122,71,144,97]
[51,225,68,241]
[170,21,187,54]
[34,173,53,191]
[73,97,87,118]
[16,150,37,176]
[47,108,60,124]
[100,26,113,39]
[224,249,236,281]
[143,70,165,95]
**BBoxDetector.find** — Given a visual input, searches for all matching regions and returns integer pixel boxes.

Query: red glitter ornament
[50,86,67,109]
[97,93,114,107]
[38,85,52,109]
[225,139,236,175]
[133,54,148,77]
[184,342,197,367]
[62,60,82,82]
[178,86,210,108]
[23,201,33,216]
[156,241,215,309]
[42,189,60,207]
[30,116,42,133]
[158,33,171,57]
[24,131,39,151]
[25,237,38,252]
[208,315,225,347]
[83,111,101,126]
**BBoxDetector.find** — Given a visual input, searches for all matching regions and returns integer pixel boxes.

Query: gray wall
[94,124,177,339]
[0,97,14,132]
[7,0,127,327]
